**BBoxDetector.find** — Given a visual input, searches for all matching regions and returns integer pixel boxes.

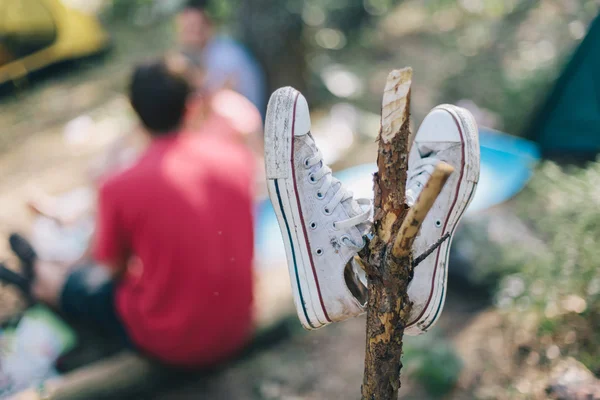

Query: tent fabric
[529,15,600,157]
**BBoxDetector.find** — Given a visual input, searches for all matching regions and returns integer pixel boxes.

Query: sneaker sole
[405,104,480,336]
[265,87,331,330]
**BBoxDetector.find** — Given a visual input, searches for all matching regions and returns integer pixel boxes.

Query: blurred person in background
[181,51,263,157]
[5,55,256,368]
[177,0,267,118]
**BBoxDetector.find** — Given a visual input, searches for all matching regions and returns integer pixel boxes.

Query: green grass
[404,333,463,397]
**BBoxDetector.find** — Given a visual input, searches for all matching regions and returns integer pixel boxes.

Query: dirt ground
[146,283,490,400]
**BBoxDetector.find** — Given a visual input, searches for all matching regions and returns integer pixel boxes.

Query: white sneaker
[265,87,480,333]
[265,87,371,330]
[404,105,480,336]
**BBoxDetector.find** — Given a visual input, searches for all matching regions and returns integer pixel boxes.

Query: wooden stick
[392,162,454,258]
[359,68,451,400]
[360,68,412,400]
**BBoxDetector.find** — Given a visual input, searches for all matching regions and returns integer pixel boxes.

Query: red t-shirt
[94,131,255,367]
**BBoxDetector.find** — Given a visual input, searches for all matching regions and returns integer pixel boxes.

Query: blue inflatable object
[255,128,541,266]
[467,128,541,213]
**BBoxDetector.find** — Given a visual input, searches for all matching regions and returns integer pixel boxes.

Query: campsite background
[2,0,600,398]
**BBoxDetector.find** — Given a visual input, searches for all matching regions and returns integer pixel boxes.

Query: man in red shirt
[27,56,256,367]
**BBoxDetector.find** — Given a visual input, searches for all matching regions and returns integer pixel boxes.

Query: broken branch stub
[361,68,413,274]
[392,162,454,258]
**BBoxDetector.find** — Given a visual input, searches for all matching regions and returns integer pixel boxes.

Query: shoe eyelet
[323,206,332,215]
[316,191,324,199]
[435,220,442,228]
[315,248,324,256]
[332,222,339,231]
[308,174,316,184]
[310,222,317,230]
[303,158,310,169]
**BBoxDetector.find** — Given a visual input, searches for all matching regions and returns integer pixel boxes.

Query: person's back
[93,56,255,367]
[100,132,254,366]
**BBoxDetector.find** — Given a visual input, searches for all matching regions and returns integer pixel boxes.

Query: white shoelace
[406,157,440,206]
[304,149,371,249]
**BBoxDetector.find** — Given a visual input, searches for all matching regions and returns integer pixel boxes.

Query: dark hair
[129,57,191,135]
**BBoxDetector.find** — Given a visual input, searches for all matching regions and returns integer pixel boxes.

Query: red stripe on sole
[408,110,467,327]
[290,92,331,323]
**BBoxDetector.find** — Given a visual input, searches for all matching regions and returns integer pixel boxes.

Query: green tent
[529,15,600,159]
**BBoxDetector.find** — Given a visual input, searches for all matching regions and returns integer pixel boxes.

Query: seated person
[17,56,256,368]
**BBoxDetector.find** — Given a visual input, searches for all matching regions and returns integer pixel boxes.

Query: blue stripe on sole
[274,180,315,329]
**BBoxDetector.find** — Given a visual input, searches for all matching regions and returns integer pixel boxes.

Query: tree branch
[360,68,453,400]
[392,162,454,258]
[360,68,412,400]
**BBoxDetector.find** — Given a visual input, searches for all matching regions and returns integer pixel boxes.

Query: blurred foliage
[102,0,600,129]
[451,216,525,290]
[404,333,463,397]
[509,160,600,374]
[106,0,156,21]
[428,0,599,135]
[472,160,600,375]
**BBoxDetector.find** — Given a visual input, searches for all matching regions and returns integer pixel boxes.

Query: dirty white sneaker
[265,87,371,330]
[404,105,480,336]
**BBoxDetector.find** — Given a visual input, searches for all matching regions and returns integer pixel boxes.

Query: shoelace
[405,157,440,206]
[305,149,371,249]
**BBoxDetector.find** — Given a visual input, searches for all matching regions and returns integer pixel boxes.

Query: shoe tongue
[407,143,433,207]
[418,143,436,158]
[406,165,430,207]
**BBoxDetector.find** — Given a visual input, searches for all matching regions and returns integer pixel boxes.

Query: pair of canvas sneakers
[265,87,480,335]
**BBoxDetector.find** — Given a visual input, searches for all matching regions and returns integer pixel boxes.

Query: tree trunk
[234,0,373,103]
[235,0,307,97]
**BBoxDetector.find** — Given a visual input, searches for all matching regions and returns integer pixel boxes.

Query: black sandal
[0,263,30,295]
[9,233,37,281]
